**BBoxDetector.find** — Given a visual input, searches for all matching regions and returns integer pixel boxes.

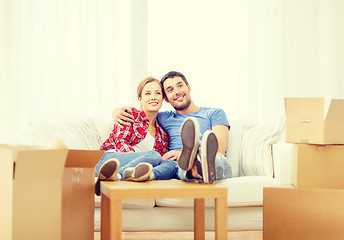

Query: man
[113,71,232,183]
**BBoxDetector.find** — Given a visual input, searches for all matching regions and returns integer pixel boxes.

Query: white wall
[147,0,344,122]
[1,0,343,142]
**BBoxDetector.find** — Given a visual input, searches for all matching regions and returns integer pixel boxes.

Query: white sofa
[92,115,291,232]
[6,113,292,232]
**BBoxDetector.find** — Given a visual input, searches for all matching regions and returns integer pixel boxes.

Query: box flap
[285,98,324,120]
[64,150,104,168]
[15,149,68,181]
[326,99,344,121]
[0,148,14,240]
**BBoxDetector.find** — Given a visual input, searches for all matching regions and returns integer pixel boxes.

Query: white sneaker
[178,117,200,171]
[200,130,218,184]
[123,162,153,182]
[95,158,120,196]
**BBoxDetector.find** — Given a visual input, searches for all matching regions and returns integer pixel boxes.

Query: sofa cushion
[94,205,264,232]
[155,176,280,208]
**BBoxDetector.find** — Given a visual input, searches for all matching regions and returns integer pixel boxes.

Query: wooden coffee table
[100,180,228,240]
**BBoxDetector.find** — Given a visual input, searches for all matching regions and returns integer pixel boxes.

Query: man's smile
[174,94,185,101]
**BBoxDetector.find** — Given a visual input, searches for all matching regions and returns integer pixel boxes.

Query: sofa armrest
[272,142,293,184]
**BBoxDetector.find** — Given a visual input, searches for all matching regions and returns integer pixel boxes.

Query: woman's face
[139,81,163,113]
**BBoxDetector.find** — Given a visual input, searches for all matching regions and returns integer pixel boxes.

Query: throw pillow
[239,115,286,177]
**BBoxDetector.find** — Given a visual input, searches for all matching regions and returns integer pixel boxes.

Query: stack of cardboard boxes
[0,145,103,240]
[264,98,344,240]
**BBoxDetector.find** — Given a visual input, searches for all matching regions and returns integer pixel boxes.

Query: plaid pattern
[100,108,169,156]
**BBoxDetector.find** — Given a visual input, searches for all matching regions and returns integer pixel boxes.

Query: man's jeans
[176,153,232,182]
[96,151,178,180]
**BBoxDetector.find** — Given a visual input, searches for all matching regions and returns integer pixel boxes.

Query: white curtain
[0,0,148,141]
[147,0,344,122]
[1,0,343,142]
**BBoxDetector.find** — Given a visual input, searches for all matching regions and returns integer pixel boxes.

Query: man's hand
[112,106,135,128]
[162,150,181,161]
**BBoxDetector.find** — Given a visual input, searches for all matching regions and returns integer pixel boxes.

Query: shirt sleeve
[209,108,230,130]
[100,125,135,152]
[113,126,136,152]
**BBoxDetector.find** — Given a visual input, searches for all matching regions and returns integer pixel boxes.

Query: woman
[95,77,177,196]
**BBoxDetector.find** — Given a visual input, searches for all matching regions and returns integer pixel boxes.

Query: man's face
[163,76,192,111]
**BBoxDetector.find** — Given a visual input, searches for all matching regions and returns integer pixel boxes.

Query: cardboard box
[11,148,68,240]
[62,150,103,240]
[285,98,344,144]
[1,146,103,240]
[263,185,344,240]
[292,143,344,189]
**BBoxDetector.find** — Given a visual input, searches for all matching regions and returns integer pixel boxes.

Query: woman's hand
[112,106,135,128]
[162,150,181,161]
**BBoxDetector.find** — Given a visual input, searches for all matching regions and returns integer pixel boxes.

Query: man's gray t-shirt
[157,107,230,151]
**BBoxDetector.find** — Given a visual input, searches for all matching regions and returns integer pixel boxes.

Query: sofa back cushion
[226,120,257,178]
[93,118,114,144]
[7,114,103,150]
[8,112,284,179]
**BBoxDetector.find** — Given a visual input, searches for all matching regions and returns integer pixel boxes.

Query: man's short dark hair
[161,71,189,87]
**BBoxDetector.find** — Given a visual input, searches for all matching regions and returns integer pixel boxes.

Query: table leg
[111,199,122,240]
[194,198,205,240]
[101,195,122,240]
[215,197,227,240]
[101,194,110,240]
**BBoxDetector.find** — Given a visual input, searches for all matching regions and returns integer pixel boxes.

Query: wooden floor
[94,231,262,240]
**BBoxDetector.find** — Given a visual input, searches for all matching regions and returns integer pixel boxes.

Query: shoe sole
[201,131,218,184]
[124,163,153,182]
[178,117,200,171]
[95,159,119,196]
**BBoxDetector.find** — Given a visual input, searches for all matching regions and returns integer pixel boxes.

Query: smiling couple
[95,71,232,196]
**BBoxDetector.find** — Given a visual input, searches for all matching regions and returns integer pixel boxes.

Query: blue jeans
[176,153,232,182]
[95,151,178,180]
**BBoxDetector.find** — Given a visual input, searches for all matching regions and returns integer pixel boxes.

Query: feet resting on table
[95,117,219,196]
[178,116,218,184]
[95,160,153,196]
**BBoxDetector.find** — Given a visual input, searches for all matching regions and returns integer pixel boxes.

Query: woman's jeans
[95,151,178,180]
[176,153,232,182]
